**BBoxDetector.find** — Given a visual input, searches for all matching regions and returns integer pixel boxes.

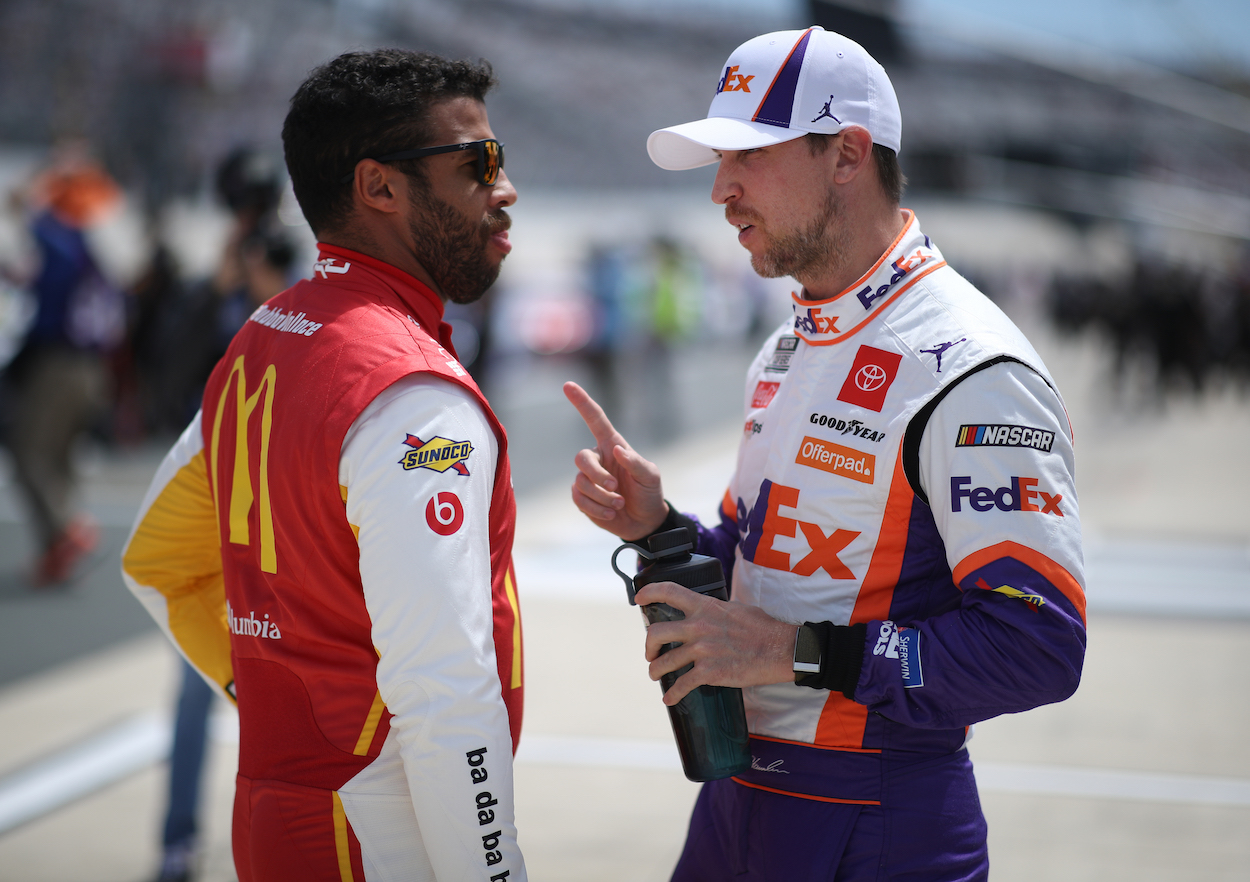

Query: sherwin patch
[897,628,923,688]
[956,424,1054,452]
[400,434,472,475]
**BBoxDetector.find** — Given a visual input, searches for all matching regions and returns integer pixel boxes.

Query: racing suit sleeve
[652,491,741,584]
[853,361,1087,728]
[121,411,235,701]
[339,373,525,882]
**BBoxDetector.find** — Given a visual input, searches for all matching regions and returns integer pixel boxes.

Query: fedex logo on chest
[736,479,860,580]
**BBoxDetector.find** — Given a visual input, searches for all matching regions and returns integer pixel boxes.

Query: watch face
[794,624,822,673]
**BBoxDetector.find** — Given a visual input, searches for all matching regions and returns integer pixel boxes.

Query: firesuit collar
[789,211,947,347]
[315,243,457,355]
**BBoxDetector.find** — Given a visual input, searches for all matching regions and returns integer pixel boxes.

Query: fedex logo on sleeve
[951,476,1064,516]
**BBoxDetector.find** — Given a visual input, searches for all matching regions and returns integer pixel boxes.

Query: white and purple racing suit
[667,210,1085,881]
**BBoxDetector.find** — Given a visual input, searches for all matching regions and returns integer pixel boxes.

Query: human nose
[710,156,740,206]
[490,170,517,208]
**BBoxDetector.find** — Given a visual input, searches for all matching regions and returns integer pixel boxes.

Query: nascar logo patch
[400,434,472,475]
[956,424,1054,452]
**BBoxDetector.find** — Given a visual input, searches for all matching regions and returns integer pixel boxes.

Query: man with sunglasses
[123,49,525,881]
[567,27,1085,880]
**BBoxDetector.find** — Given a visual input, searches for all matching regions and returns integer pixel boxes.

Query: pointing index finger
[563,381,621,450]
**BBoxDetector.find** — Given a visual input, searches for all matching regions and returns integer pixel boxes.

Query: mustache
[725,205,763,227]
[482,209,511,236]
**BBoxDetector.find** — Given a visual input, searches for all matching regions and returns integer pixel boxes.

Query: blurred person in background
[150,157,297,882]
[138,149,290,435]
[5,147,124,586]
[122,49,525,881]
[567,26,1086,880]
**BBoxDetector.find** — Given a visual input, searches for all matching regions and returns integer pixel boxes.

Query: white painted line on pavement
[0,712,169,835]
[516,734,683,771]
[974,760,1250,807]
[517,734,1250,808]
[4,723,1247,837]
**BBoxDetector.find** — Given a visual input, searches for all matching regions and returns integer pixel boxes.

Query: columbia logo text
[227,600,281,639]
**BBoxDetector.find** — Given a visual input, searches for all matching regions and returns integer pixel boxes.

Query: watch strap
[793,621,868,699]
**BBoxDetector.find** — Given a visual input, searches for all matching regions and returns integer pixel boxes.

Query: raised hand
[563,381,668,540]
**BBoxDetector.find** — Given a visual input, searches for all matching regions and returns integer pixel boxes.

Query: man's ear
[831,127,874,186]
[351,160,406,215]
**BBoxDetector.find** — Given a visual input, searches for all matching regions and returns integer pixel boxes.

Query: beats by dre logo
[426,492,464,535]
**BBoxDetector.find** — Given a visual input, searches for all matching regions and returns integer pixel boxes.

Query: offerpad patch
[795,437,875,484]
[751,381,781,409]
[837,346,902,412]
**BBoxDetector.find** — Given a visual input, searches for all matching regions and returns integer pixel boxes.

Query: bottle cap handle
[610,542,654,606]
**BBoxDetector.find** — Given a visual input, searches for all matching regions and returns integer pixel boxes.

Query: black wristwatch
[793,623,822,680]
[791,621,868,697]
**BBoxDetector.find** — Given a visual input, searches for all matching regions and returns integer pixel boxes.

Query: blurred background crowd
[1,0,1247,472]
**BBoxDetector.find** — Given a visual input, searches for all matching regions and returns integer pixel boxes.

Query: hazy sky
[907,0,1250,74]
[583,0,1250,75]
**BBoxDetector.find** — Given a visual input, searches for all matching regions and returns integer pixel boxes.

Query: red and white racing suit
[671,211,1086,879]
[123,246,524,882]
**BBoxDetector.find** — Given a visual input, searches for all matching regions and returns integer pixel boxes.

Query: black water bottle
[611,528,751,782]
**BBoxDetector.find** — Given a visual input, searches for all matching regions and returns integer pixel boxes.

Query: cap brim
[647,117,810,171]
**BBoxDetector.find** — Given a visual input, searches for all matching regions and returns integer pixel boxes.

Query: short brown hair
[803,133,906,205]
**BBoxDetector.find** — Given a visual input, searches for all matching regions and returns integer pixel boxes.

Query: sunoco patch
[400,434,472,476]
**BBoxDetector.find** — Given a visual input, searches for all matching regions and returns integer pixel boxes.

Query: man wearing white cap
[566,25,1087,880]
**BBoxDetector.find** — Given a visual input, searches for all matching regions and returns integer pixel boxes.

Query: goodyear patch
[400,434,472,476]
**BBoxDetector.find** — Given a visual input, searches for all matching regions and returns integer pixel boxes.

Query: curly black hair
[282,49,496,236]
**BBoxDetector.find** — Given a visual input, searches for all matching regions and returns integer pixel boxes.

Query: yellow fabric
[353,690,387,756]
[504,568,522,689]
[331,791,355,882]
[340,484,360,541]
[122,451,233,696]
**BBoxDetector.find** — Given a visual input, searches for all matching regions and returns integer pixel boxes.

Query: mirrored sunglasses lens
[481,141,500,185]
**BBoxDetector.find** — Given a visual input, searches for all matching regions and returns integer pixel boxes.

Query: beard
[739,187,847,283]
[407,188,511,305]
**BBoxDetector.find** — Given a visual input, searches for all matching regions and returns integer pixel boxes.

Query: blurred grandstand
[0,0,1248,403]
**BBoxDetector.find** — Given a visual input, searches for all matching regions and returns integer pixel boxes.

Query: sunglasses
[340,139,505,186]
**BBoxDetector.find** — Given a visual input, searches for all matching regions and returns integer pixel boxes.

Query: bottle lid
[647,527,693,557]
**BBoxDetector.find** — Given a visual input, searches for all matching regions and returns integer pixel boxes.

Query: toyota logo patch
[854,364,888,392]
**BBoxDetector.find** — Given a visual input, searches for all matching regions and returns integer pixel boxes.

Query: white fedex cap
[647,26,902,170]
